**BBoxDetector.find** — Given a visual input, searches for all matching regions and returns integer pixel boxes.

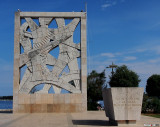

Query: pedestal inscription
[103,87,144,121]
[111,88,143,120]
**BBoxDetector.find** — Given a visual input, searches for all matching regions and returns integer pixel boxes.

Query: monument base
[102,87,144,124]
[13,93,87,113]
[109,118,136,126]
[118,120,136,124]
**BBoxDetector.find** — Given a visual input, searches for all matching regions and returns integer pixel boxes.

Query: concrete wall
[13,12,87,113]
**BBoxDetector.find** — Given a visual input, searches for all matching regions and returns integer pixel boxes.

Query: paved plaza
[0,111,159,127]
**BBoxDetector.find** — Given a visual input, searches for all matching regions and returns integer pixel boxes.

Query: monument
[13,12,87,113]
[103,87,144,125]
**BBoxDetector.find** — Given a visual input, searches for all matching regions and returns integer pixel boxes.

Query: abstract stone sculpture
[13,12,87,113]
[19,17,81,94]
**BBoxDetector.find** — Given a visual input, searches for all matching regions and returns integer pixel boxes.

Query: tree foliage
[142,93,149,113]
[87,70,106,110]
[109,65,140,87]
[142,94,160,113]
[146,74,160,97]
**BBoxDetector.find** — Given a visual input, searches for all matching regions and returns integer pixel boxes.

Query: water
[0,100,13,109]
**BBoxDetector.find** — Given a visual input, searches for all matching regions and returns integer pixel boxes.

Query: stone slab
[103,87,144,121]
[20,12,86,18]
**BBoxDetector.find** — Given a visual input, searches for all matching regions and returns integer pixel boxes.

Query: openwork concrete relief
[19,17,81,94]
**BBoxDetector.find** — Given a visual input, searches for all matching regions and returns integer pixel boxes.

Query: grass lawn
[143,114,160,118]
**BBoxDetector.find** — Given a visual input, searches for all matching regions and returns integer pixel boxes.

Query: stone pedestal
[102,87,144,125]
[17,93,86,113]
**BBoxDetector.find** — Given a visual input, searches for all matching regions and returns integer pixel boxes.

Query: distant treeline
[0,96,13,100]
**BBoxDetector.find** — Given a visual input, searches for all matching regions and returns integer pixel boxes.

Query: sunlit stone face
[19,17,81,94]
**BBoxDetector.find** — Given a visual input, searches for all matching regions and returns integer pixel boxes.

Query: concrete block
[59,104,65,112]
[36,94,41,104]
[41,104,47,113]
[70,94,82,104]
[53,104,60,112]
[53,94,59,104]
[70,104,76,112]
[18,104,25,113]
[75,103,82,112]
[24,94,31,104]
[18,94,25,104]
[24,104,31,113]
[64,94,70,104]
[30,94,36,104]
[34,104,42,113]
[58,94,65,104]
[41,94,48,104]
[103,87,144,121]
[47,104,53,112]
[47,94,53,104]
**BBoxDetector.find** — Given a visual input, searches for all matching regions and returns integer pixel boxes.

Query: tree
[152,97,160,113]
[87,70,106,110]
[146,74,160,97]
[142,93,149,113]
[142,94,160,113]
[109,65,140,87]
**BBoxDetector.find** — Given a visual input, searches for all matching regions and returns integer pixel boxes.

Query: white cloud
[148,58,160,63]
[134,45,160,55]
[124,56,137,61]
[112,1,117,5]
[113,61,160,89]
[126,62,160,75]
[121,0,125,2]
[88,51,160,90]
[151,22,160,29]
[101,53,115,57]
[101,4,111,8]
[129,48,147,53]
[88,41,160,90]
[115,52,123,56]
[101,0,124,9]
[128,41,160,55]
[152,45,160,54]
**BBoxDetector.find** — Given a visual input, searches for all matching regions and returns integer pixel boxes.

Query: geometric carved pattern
[19,17,81,94]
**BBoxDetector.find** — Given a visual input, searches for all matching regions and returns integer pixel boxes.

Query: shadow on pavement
[72,120,116,126]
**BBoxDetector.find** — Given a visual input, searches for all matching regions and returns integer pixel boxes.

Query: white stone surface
[19,17,81,94]
[103,87,144,121]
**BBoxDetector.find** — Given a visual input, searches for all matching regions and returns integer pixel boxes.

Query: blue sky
[0,0,160,95]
